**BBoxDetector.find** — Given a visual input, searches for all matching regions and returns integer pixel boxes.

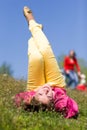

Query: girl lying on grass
[14,84,78,118]
[14,6,78,119]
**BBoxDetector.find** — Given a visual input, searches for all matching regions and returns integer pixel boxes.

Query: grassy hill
[0,75,87,130]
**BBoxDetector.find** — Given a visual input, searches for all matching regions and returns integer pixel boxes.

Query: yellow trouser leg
[29,20,66,88]
[27,37,45,91]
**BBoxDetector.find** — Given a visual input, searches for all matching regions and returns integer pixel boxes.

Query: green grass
[0,75,87,130]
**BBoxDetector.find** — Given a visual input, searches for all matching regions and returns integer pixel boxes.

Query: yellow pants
[27,20,65,91]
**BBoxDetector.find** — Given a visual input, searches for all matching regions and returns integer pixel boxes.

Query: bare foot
[23,6,34,23]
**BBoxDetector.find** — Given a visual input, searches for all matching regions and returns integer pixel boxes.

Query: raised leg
[27,37,45,91]
[24,6,65,88]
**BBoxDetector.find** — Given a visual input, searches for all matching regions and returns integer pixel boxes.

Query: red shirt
[64,56,80,72]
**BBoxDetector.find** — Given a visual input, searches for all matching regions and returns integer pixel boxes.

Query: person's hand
[66,70,70,74]
[34,84,53,105]
[77,71,81,78]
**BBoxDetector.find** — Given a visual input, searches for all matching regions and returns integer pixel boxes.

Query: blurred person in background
[76,74,87,92]
[63,50,81,89]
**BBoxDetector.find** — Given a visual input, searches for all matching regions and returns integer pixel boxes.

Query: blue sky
[0,0,87,79]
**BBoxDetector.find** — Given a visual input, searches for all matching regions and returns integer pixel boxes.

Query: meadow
[0,75,87,130]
